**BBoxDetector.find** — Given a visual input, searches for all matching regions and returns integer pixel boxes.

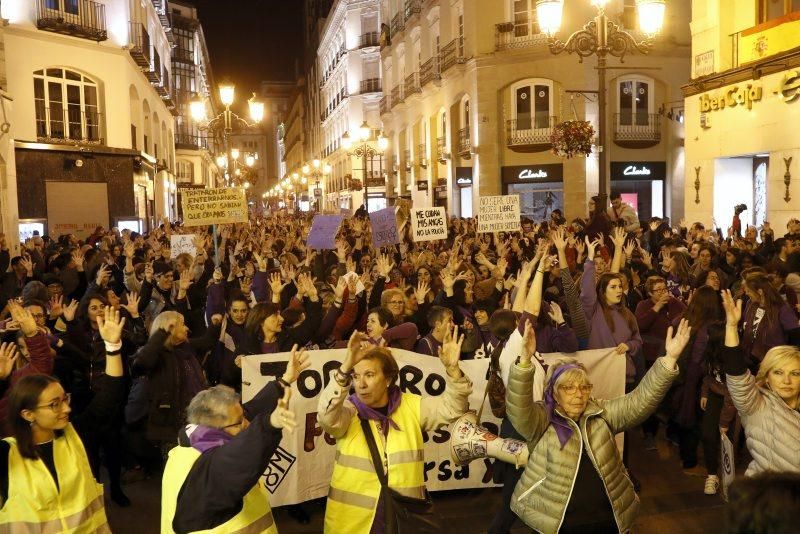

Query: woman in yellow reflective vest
[318,325,473,534]
[1,305,127,533]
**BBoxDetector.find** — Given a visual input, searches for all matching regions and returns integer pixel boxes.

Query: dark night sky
[192,0,303,93]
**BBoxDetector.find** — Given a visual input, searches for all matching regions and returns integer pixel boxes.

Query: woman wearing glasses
[506,319,692,533]
[0,307,127,532]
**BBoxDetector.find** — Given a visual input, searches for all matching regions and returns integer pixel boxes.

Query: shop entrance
[610,162,666,221]
[507,183,563,220]
[713,156,768,231]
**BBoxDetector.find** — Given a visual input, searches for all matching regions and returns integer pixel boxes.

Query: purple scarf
[544,364,581,449]
[348,385,402,436]
[185,424,233,453]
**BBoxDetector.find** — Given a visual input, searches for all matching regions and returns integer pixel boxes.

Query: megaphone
[448,412,529,468]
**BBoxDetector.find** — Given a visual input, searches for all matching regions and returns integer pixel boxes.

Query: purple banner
[307,215,343,250]
[369,207,400,249]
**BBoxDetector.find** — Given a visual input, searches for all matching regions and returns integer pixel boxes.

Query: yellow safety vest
[0,424,110,533]
[324,392,426,534]
[161,444,278,534]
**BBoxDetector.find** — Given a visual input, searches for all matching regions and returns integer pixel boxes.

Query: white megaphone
[448,411,529,468]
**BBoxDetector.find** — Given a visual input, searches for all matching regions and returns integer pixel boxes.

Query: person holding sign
[318,326,472,534]
[720,289,800,477]
[506,319,692,533]
[161,345,309,534]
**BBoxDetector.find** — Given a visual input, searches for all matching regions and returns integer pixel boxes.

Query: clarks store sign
[699,70,800,112]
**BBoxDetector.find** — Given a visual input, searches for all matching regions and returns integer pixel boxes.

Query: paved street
[107,430,730,533]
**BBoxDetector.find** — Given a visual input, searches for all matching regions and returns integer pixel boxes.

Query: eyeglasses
[558,384,593,396]
[389,300,404,305]
[37,393,71,413]
[651,287,667,294]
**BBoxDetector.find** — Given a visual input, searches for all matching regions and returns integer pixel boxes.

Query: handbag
[486,346,507,419]
[359,418,445,534]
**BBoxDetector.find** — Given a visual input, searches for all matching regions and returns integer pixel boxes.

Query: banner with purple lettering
[242,348,624,507]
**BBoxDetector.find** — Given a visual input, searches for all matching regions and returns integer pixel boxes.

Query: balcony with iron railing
[359,32,380,48]
[495,22,548,51]
[404,72,420,97]
[36,107,103,144]
[458,128,471,158]
[36,0,108,41]
[175,132,210,150]
[173,47,194,64]
[391,12,405,37]
[436,136,448,161]
[506,116,558,152]
[417,143,427,167]
[440,38,466,73]
[391,85,404,108]
[128,22,151,67]
[403,149,412,170]
[613,113,661,148]
[321,88,349,121]
[380,95,391,115]
[145,47,162,85]
[404,0,421,22]
[419,57,441,87]
[360,78,382,94]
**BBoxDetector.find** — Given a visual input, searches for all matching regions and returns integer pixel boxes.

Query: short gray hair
[150,310,183,337]
[186,385,240,428]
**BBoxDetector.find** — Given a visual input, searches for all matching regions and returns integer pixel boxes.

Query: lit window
[513,0,540,37]
[511,79,553,130]
[33,68,101,142]
[759,0,800,23]
[618,76,653,126]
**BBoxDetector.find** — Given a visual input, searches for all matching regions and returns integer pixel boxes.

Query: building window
[46,0,79,15]
[33,68,101,142]
[758,0,800,23]
[510,79,553,130]
[177,160,194,183]
[513,0,539,37]
[618,76,653,126]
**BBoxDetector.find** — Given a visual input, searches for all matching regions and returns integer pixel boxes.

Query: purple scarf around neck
[185,424,233,453]
[348,385,402,436]
[544,364,581,449]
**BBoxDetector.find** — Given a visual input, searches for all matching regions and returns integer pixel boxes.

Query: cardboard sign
[477,195,521,233]
[241,347,624,507]
[170,234,197,259]
[181,188,248,227]
[307,215,343,250]
[369,207,400,248]
[411,207,447,242]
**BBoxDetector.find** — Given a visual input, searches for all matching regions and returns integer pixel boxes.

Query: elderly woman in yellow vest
[506,319,693,534]
[161,344,309,534]
[319,325,472,534]
[1,306,127,533]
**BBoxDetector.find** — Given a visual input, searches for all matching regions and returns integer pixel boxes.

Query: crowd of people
[0,196,798,533]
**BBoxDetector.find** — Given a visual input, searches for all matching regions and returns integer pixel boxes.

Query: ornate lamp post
[536,0,665,210]
[302,159,332,212]
[342,121,389,214]
[189,84,264,264]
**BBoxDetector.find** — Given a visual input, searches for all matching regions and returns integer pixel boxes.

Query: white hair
[186,385,240,428]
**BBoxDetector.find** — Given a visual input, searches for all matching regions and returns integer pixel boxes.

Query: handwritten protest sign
[477,195,521,233]
[170,234,197,259]
[242,348,624,506]
[307,215,343,250]
[411,207,447,242]
[369,207,400,248]
[181,188,248,227]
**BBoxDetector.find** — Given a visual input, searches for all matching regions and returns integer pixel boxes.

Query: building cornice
[682,45,800,97]
[14,140,157,163]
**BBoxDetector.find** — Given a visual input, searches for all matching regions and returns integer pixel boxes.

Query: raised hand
[61,299,78,322]
[376,253,395,279]
[253,251,268,272]
[268,272,288,296]
[721,289,742,326]
[520,318,537,363]
[334,277,347,301]
[269,388,297,432]
[437,324,464,377]
[97,306,126,344]
[551,227,568,251]
[9,301,39,337]
[585,236,602,261]
[623,240,636,260]
[664,318,692,362]
[414,279,430,304]
[342,331,372,372]
[547,302,565,325]
[0,342,19,379]
[611,227,626,249]
[640,249,653,269]
[49,295,64,320]
[71,250,85,272]
[281,344,311,384]
[123,291,141,318]
[178,270,192,293]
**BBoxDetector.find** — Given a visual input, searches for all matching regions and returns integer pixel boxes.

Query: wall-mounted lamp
[784,156,793,202]
[694,166,701,204]
[64,157,84,170]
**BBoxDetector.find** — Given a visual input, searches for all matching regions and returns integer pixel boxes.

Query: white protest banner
[478,195,521,234]
[411,207,447,242]
[241,348,624,507]
[170,234,197,259]
[720,432,735,502]
[181,187,248,227]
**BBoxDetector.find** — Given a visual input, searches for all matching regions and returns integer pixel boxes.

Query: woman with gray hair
[161,344,309,533]
[506,318,692,533]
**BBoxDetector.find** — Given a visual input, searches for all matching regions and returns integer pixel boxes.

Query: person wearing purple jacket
[415,306,453,356]
[580,237,643,379]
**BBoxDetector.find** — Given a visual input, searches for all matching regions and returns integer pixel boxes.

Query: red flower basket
[550,120,595,158]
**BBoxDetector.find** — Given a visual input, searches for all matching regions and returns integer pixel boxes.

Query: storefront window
[610,162,666,220]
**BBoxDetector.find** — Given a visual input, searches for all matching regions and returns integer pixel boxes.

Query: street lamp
[342,121,388,214]
[536,0,665,211]
[302,159,332,212]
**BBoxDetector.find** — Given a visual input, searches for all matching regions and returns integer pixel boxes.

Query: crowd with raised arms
[0,199,798,533]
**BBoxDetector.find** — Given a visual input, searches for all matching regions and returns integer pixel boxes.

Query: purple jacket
[635,297,687,362]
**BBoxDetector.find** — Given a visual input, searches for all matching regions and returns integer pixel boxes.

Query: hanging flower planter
[550,120,595,159]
